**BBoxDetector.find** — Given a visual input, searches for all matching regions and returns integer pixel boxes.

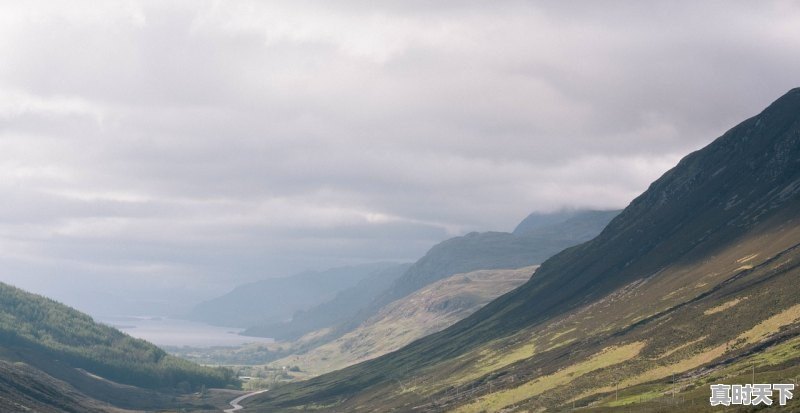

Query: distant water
[99,316,274,348]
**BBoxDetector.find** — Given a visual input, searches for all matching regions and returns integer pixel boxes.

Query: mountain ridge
[241,210,618,343]
[187,262,402,328]
[249,87,800,412]
[335,210,620,337]
[243,263,412,340]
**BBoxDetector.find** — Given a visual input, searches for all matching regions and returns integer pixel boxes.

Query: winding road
[224,389,268,413]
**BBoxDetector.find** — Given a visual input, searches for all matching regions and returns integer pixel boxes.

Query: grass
[605,389,664,407]
[549,327,576,342]
[571,304,800,407]
[573,341,728,403]
[248,217,800,412]
[749,335,800,365]
[450,340,538,386]
[703,297,746,315]
[736,303,800,344]
[657,336,707,359]
[454,342,645,413]
[736,253,760,264]
[589,335,800,411]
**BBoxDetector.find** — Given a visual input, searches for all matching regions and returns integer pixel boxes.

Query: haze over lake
[100,316,274,348]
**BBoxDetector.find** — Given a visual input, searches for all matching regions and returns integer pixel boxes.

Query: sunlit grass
[454,342,645,413]
[703,297,745,315]
[737,303,800,343]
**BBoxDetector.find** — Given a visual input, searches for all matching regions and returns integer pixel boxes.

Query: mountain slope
[0,360,117,413]
[187,262,400,328]
[270,266,535,376]
[243,263,412,340]
[325,210,619,338]
[242,211,617,343]
[379,210,619,307]
[0,281,236,411]
[512,209,582,235]
[248,88,800,412]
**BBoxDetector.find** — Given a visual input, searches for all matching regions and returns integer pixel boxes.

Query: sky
[1,0,799,316]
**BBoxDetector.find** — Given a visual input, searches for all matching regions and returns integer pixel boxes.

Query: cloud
[1,0,799,315]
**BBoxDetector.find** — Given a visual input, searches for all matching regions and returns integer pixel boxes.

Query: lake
[99,316,274,348]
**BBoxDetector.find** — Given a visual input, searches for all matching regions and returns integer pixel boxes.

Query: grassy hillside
[0,281,239,411]
[0,359,118,413]
[0,282,235,391]
[270,266,535,376]
[246,88,800,412]
[0,354,244,413]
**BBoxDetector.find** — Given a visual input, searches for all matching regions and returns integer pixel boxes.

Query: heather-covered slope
[248,89,800,412]
[0,360,113,413]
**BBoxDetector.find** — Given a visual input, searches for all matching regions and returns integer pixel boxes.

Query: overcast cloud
[1,0,799,315]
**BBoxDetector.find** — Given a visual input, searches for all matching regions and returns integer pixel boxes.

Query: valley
[244,88,800,412]
[3,89,800,412]
[3,3,798,413]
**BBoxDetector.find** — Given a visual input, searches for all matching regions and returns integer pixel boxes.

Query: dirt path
[224,389,268,412]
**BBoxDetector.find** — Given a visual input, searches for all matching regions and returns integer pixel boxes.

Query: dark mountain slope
[243,263,412,340]
[337,210,619,334]
[512,209,581,235]
[410,85,800,360]
[248,88,800,411]
[385,210,619,304]
[187,262,399,328]
[242,211,617,342]
[0,360,109,413]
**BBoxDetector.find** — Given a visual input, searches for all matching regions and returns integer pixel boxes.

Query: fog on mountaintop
[1,1,799,317]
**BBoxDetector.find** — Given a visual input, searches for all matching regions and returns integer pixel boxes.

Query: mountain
[242,263,411,340]
[0,281,237,411]
[242,210,617,343]
[270,266,535,376]
[187,262,401,328]
[340,210,619,332]
[512,209,582,235]
[248,88,800,412]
